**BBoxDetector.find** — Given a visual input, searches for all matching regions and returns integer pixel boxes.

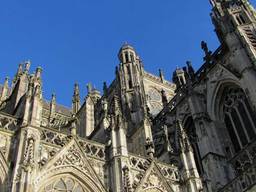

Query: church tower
[211,0,256,107]
[116,43,146,130]
[115,44,155,156]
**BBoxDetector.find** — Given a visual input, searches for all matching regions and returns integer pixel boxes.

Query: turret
[117,43,145,127]
[173,68,186,90]
[118,43,137,64]
[117,43,143,90]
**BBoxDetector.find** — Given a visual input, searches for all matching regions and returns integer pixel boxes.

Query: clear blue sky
[0,0,256,107]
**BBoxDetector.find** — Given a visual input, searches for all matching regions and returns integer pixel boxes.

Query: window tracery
[222,87,256,153]
[40,177,86,192]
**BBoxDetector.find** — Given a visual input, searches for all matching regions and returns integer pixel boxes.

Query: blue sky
[0,0,255,107]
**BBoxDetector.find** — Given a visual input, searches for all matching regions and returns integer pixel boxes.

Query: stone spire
[72,83,80,114]
[0,77,9,103]
[176,119,202,191]
[12,63,23,86]
[159,69,164,83]
[22,68,43,127]
[49,93,56,123]
[176,120,192,152]
[103,81,108,95]
[186,61,195,81]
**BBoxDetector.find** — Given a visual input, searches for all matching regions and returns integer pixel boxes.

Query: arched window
[222,87,256,153]
[40,176,86,192]
[125,52,129,63]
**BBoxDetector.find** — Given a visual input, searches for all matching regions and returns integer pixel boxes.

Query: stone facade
[0,0,256,191]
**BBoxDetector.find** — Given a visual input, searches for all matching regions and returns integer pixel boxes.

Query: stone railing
[157,161,179,181]
[218,140,256,192]
[229,139,256,173]
[78,138,105,160]
[40,128,72,147]
[218,164,256,192]
[129,154,179,181]
[0,112,18,131]
[129,154,152,172]
[40,128,106,160]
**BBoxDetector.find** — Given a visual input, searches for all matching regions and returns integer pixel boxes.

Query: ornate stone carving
[0,135,7,155]
[23,137,35,168]
[40,129,72,147]
[142,169,169,192]
[78,139,105,160]
[54,144,86,171]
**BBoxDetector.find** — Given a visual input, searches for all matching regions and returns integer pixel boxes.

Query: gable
[134,161,175,192]
[36,138,107,192]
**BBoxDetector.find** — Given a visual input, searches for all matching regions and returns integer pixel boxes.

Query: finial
[87,83,92,94]
[115,66,119,75]
[103,81,108,95]
[186,61,195,81]
[51,93,56,103]
[176,119,192,152]
[201,41,212,63]
[72,83,80,114]
[186,61,192,67]
[159,69,164,82]
[35,67,42,78]
[4,77,9,86]
[145,137,155,158]
[0,77,9,101]
[18,63,23,75]
[24,60,31,72]
[74,83,79,94]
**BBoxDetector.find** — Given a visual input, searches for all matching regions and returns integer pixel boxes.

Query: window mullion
[241,100,256,133]
[234,106,251,142]
[227,113,243,149]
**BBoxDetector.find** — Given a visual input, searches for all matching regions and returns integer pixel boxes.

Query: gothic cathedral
[0,0,256,192]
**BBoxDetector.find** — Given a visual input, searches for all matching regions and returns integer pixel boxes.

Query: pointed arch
[210,79,241,121]
[35,139,107,192]
[213,81,256,155]
[134,161,175,192]
[36,166,104,192]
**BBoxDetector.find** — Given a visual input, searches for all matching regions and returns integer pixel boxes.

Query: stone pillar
[11,128,41,192]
